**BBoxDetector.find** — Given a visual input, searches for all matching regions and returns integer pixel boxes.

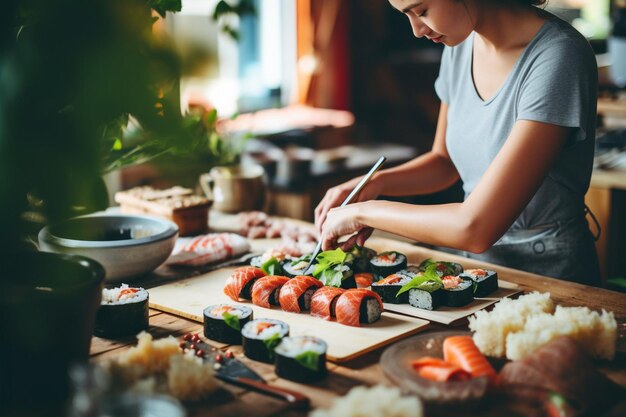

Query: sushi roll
[460,269,498,297]
[224,267,266,301]
[350,246,377,273]
[310,286,346,320]
[282,255,315,278]
[203,304,253,344]
[419,259,464,277]
[275,336,328,383]
[396,265,422,281]
[242,318,289,363]
[443,276,474,307]
[369,251,407,282]
[371,273,412,304]
[408,284,446,311]
[335,289,384,327]
[279,276,323,313]
[318,264,356,289]
[94,284,149,338]
[251,275,290,308]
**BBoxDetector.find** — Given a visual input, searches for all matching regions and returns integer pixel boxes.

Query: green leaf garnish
[419,258,458,276]
[607,277,626,290]
[313,248,348,277]
[222,311,241,331]
[318,269,344,288]
[263,333,282,359]
[261,257,283,276]
[396,265,443,297]
[294,351,320,371]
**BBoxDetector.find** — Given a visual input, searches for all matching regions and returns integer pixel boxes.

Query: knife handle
[233,376,310,410]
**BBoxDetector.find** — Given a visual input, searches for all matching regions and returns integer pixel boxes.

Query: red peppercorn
[196,349,205,357]
[179,341,186,349]
[192,333,200,342]
[225,351,234,359]
[189,344,196,350]
[215,354,223,363]
[183,333,192,341]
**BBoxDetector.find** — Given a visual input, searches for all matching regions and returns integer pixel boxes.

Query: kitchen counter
[90,234,626,417]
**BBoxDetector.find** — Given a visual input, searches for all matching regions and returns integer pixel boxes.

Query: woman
[315,0,600,285]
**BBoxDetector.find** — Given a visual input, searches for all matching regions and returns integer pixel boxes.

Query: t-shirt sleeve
[516,38,597,143]
[434,46,452,104]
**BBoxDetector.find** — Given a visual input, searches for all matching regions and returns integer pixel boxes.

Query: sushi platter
[383,280,521,325]
[148,266,430,362]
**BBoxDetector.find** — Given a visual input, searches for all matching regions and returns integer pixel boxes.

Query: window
[164,0,297,116]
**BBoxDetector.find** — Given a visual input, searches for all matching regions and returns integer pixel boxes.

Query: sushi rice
[275,336,327,357]
[242,319,289,340]
[101,284,148,304]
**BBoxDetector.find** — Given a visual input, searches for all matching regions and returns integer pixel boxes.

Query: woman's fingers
[315,188,347,233]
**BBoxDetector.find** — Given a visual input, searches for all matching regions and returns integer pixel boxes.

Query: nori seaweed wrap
[460,269,498,297]
[274,336,327,383]
[369,251,407,281]
[203,304,253,344]
[94,284,149,338]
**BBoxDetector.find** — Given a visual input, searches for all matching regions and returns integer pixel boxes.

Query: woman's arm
[315,103,459,231]
[321,119,571,252]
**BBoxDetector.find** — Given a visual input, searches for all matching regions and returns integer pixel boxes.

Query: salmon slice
[251,275,290,308]
[223,267,266,301]
[278,275,323,313]
[411,357,472,382]
[443,335,497,385]
[335,289,384,327]
[310,286,346,320]
[354,272,373,288]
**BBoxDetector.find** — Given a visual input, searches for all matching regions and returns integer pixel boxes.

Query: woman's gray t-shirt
[434,16,600,284]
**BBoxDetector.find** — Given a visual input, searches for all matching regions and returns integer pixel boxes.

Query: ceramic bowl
[38,214,178,281]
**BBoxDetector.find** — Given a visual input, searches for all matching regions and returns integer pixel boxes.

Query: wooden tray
[148,267,430,363]
[382,280,522,325]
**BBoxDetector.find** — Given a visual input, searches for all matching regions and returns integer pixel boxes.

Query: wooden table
[90,236,626,417]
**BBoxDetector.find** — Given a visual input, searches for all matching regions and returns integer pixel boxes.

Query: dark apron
[464,212,601,286]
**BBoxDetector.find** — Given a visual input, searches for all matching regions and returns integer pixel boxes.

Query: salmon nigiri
[279,276,323,313]
[223,267,266,301]
[335,289,384,327]
[310,286,346,320]
[443,335,497,386]
[251,275,290,308]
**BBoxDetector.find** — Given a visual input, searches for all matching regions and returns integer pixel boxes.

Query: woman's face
[388,0,476,46]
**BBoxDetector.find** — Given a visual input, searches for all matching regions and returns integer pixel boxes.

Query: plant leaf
[263,333,282,359]
[222,311,241,331]
[294,351,319,371]
[148,0,182,18]
[396,265,443,297]
[261,257,283,276]
[318,269,343,288]
[313,248,347,277]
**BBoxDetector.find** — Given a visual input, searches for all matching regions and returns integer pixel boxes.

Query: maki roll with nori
[369,251,407,281]
[419,258,464,277]
[396,265,422,281]
[371,274,412,304]
[408,283,446,311]
[282,255,315,277]
[275,336,328,383]
[350,246,377,273]
[94,284,149,338]
[442,276,474,307]
[203,304,253,344]
[460,268,498,297]
[242,319,289,363]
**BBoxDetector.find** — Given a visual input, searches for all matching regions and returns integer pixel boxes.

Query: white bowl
[38,214,178,282]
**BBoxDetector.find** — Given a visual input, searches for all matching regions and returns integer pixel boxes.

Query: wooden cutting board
[148,267,430,363]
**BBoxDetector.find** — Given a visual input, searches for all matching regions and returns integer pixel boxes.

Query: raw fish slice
[224,267,266,301]
[335,289,383,327]
[443,335,496,386]
[310,286,346,320]
[279,276,323,313]
[251,276,290,308]
[411,357,472,382]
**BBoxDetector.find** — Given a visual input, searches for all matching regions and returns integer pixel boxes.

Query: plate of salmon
[380,330,497,404]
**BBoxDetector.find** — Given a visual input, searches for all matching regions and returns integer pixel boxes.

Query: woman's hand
[314,175,383,234]
[320,202,374,251]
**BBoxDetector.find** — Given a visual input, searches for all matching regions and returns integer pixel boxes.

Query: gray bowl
[39,214,178,282]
